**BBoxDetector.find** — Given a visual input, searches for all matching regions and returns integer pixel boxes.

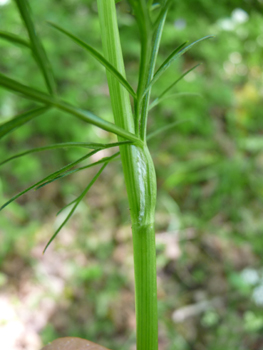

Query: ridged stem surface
[96,1,158,349]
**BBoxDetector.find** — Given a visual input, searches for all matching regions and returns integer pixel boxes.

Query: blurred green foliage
[1,0,263,349]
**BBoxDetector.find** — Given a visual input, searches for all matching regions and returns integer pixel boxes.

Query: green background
[0,1,263,349]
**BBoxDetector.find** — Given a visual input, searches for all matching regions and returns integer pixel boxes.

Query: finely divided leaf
[149,92,202,110]
[153,0,173,30]
[0,151,98,211]
[14,0,56,95]
[0,106,49,139]
[56,198,78,216]
[48,22,136,99]
[0,31,30,48]
[147,119,191,140]
[0,141,130,167]
[157,64,200,100]
[43,163,108,253]
[143,41,187,96]
[36,152,120,189]
[149,64,201,109]
[0,73,142,144]
[0,71,55,103]
[151,3,161,11]
[62,106,141,144]
[144,36,214,96]
[138,0,168,140]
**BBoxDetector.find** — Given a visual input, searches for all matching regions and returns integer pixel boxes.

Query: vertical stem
[129,0,152,136]
[140,4,168,141]
[132,223,158,350]
[96,1,158,350]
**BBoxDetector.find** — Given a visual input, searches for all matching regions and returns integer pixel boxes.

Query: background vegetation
[0,0,263,349]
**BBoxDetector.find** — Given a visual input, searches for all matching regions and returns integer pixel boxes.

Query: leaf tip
[0,201,10,211]
[46,20,55,28]
[43,239,52,254]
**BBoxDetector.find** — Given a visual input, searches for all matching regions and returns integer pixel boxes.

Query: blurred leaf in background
[0,0,263,350]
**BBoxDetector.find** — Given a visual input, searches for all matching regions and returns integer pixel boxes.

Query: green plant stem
[140,7,168,141]
[97,1,158,350]
[130,0,152,136]
[132,223,158,350]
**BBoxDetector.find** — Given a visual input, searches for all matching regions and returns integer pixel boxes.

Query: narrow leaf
[143,41,186,97]
[151,3,161,11]
[0,106,49,139]
[60,105,141,145]
[0,31,30,48]
[0,72,53,103]
[14,0,56,95]
[128,0,151,28]
[144,36,214,96]
[56,198,78,216]
[157,64,200,101]
[0,141,130,167]
[138,0,168,141]
[37,152,120,190]
[149,92,202,110]
[153,0,173,30]
[0,151,98,211]
[43,163,108,253]
[0,73,142,145]
[147,119,191,141]
[35,174,67,189]
[48,22,136,99]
